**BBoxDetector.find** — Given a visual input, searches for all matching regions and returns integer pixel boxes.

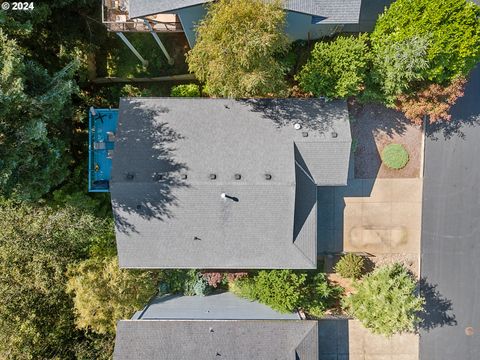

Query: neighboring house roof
[110,98,351,269]
[128,0,362,23]
[114,320,318,359]
[132,291,300,320]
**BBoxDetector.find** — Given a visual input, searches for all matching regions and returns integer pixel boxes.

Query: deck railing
[102,0,183,33]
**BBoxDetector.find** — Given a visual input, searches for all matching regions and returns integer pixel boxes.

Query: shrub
[202,272,224,288]
[370,0,480,85]
[296,34,369,98]
[381,144,409,170]
[335,253,365,279]
[342,263,425,336]
[396,77,466,124]
[184,270,210,296]
[233,270,341,317]
[186,0,289,97]
[170,83,201,97]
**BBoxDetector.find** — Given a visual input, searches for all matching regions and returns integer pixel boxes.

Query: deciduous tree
[186,0,289,97]
[342,263,425,336]
[370,0,480,84]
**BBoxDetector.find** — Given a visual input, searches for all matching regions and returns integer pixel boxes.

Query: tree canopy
[0,30,78,201]
[342,263,425,336]
[186,0,289,97]
[371,0,480,85]
[296,34,369,98]
[0,202,113,359]
[67,257,159,335]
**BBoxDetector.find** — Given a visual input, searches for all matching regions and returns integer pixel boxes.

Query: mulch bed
[349,100,423,179]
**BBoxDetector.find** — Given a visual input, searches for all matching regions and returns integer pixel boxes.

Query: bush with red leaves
[396,78,466,124]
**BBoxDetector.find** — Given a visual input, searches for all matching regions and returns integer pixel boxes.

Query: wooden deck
[102,0,183,32]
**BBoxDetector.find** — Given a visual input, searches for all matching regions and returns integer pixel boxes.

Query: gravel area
[350,102,423,179]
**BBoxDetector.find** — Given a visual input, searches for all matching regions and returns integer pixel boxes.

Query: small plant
[334,253,365,279]
[381,144,409,170]
[170,83,201,97]
[351,138,359,154]
[184,270,210,296]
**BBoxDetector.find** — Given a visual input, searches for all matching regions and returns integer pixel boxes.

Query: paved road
[420,66,480,359]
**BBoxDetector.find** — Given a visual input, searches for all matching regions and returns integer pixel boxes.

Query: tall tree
[370,0,480,85]
[0,202,113,359]
[67,257,159,335]
[0,30,78,201]
[186,0,289,97]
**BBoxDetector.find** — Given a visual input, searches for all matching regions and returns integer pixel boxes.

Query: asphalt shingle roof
[110,98,351,269]
[128,0,362,23]
[114,320,318,360]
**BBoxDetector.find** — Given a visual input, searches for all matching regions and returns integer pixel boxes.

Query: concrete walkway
[319,319,419,360]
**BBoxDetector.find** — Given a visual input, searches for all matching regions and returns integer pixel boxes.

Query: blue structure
[88,108,118,192]
[127,0,363,48]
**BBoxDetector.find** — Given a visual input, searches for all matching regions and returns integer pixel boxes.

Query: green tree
[370,0,480,84]
[296,34,369,98]
[186,0,289,97]
[0,30,78,201]
[0,202,113,359]
[67,257,159,335]
[342,263,425,336]
[368,36,430,105]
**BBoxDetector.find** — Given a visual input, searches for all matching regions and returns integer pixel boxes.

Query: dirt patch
[349,101,423,179]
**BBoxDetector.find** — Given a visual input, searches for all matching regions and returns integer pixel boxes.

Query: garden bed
[349,101,423,179]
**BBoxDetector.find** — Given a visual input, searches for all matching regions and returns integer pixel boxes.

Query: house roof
[132,291,300,320]
[110,98,351,269]
[128,0,362,23]
[114,320,318,359]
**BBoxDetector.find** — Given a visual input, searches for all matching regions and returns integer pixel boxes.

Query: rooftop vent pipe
[294,123,302,130]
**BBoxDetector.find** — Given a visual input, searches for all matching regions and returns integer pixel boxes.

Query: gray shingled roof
[110,98,351,269]
[128,0,361,23]
[132,292,300,320]
[114,320,318,360]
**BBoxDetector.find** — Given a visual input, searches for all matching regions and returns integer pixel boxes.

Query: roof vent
[265,174,272,180]
[302,132,308,137]
[234,173,241,180]
[331,131,338,138]
[181,174,188,180]
[224,104,230,109]
[193,236,201,241]
[153,173,164,181]
[209,327,214,333]
[126,172,135,181]
[210,173,217,180]
[294,123,302,130]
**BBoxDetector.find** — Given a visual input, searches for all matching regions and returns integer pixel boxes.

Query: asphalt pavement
[420,66,480,359]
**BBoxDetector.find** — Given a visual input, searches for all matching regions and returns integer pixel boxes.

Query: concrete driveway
[318,319,419,360]
[318,178,422,261]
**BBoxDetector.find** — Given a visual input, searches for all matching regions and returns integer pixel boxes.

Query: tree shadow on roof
[418,278,457,332]
[239,98,344,133]
[111,99,190,234]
